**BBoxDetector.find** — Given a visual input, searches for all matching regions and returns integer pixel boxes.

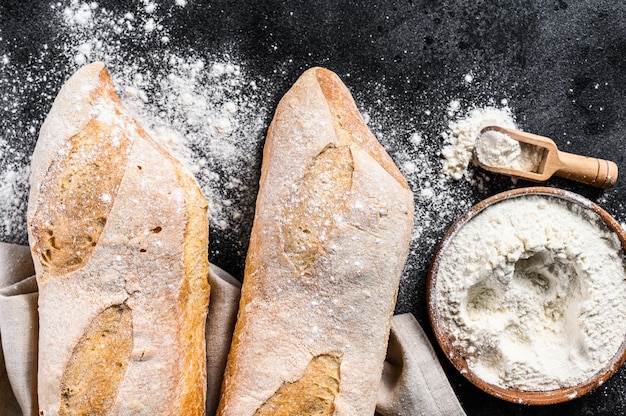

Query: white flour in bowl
[435,194,626,391]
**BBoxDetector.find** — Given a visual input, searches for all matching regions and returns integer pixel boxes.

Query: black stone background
[2,0,626,415]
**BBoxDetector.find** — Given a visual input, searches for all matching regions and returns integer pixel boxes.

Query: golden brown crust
[30,69,130,275]
[178,166,210,415]
[282,144,354,274]
[255,354,341,416]
[59,304,133,416]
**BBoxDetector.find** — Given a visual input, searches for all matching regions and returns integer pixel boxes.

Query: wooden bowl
[426,186,626,405]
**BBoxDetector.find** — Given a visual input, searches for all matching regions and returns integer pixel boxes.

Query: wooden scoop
[476,126,618,189]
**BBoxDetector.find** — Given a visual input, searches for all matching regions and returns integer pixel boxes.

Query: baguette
[217,67,414,415]
[27,62,210,415]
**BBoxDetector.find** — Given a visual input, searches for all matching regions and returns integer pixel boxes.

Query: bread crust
[27,62,210,415]
[217,68,414,416]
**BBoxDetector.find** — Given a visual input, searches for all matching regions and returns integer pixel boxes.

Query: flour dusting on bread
[217,68,413,416]
[28,62,210,415]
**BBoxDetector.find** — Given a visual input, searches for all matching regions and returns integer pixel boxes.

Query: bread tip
[62,62,115,93]
[73,61,108,77]
[300,66,341,85]
[301,66,328,74]
[295,67,412,192]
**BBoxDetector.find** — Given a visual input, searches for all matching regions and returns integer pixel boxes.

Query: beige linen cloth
[0,242,465,416]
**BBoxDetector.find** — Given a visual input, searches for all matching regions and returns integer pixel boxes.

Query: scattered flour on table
[0,52,44,243]
[363,104,464,255]
[58,1,271,241]
[435,194,626,391]
[0,164,30,239]
[371,100,520,251]
[0,1,270,249]
[113,57,268,235]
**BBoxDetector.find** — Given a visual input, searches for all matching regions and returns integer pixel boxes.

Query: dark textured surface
[2,1,626,414]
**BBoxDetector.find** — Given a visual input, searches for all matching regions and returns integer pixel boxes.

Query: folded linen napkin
[0,243,37,416]
[0,242,465,416]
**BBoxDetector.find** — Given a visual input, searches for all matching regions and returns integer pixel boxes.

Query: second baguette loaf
[218,67,414,415]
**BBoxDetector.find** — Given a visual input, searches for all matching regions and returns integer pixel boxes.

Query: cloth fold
[375,313,467,416]
[0,242,465,416]
[205,264,241,416]
[0,243,38,416]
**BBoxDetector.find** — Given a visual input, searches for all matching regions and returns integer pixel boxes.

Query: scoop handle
[556,151,618,188]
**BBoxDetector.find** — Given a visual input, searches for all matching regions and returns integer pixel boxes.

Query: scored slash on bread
[27,62,210,415]
[217,68,414,415]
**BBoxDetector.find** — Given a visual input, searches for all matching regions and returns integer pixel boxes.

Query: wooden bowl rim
[426,186,626,405]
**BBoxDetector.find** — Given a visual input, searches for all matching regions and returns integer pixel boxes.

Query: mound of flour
[474,128,544,173]
[435,194,626,391]
[441,106,516,180]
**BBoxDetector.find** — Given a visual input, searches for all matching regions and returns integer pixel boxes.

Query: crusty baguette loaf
[217,67,414,415]
[27,62,210,415]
